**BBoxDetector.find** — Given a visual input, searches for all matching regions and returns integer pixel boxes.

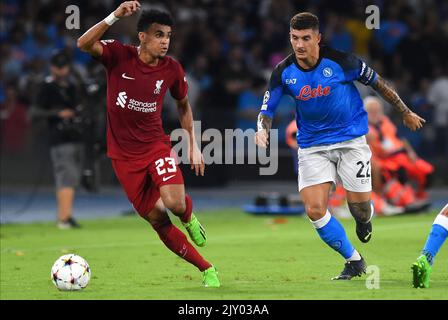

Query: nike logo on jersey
[122,73,135,80]
[162,174,176,182]
[296,84,331,101]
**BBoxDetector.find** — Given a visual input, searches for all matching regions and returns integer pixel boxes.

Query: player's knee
[305,204,327,221]
[348,201,372,223]
[163,196,186,215]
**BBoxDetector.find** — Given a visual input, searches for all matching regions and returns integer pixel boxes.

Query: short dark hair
[50,51,70,68]
[290,12,319,31]
[137,10,174,32]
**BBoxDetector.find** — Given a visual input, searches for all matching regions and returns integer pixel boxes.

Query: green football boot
[183,213,207,247]
[412,255,432,288]
[202,266,220,288]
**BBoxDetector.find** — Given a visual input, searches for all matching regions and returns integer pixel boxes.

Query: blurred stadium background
[1,0,447,224]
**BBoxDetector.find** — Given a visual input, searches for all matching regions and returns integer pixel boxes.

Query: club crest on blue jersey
[323,67,333,77]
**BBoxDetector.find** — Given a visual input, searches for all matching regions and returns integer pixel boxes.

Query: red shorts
[111,140,184,217]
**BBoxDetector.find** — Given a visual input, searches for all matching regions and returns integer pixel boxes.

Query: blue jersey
[260,46,377,148]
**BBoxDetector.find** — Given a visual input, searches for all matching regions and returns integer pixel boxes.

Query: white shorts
[297,136,372,192]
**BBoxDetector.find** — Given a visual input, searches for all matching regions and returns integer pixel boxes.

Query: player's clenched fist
[255,129,269,148]
[114,1,141,18]
[402,111,426,131]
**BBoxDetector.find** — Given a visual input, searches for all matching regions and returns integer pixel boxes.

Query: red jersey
[98,39,188,160]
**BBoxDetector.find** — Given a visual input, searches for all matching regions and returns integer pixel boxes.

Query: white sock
[434,213,448,231]
[347,250,361,262]
[310,210,332,229]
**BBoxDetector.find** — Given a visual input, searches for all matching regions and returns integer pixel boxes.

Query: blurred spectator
[374,5,409,55]
[32,51,84,229]
[345,7,372,58]
[325,13,353,52]
[427,68,448,157]
[365,96,434,202]
[21,22,54,61]
[18,58,47,105]
[0,82,30,153]
[236,76,266,131]
[374,5,409,76]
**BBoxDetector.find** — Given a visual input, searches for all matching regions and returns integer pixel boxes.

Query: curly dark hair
[137,10,174,32]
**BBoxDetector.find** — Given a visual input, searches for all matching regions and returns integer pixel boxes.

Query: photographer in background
[33,51,84,229]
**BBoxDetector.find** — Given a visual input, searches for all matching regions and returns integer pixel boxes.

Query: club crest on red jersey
[296,84,331,101]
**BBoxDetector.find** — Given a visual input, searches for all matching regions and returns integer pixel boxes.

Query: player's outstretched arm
[77,1,141,56]
[176,96,205,176]
[255,113,273,148]
[371,75,426,131]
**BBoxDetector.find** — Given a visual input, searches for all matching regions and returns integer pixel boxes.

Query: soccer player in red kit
[77,1,220,287]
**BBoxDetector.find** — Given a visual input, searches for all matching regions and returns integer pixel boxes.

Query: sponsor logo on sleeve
[263,91,270,104]
[261,91,270,110]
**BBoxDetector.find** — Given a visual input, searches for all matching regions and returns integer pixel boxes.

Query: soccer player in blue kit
[255,13,426,280]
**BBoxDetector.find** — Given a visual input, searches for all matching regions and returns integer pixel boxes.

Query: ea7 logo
[286,78,297,84]
[154,80,164,94]
[116,91,127,108]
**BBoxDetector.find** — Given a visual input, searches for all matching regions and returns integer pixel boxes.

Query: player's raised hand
[255,129,269,148]
[190,144,205,176]
[114,1,141,18]
[402,111,426,131]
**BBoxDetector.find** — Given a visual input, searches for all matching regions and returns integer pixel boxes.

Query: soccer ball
[51,254,91,291]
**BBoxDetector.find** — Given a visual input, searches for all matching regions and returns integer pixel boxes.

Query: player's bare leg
[346,191,373,243]
[143,198,219,287]
[300,182,332,221]
[160,184,207,247]
[301,182,366,280]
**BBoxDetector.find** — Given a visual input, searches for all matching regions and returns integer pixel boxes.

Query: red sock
[152,220,211,271]
[180,194,193,223]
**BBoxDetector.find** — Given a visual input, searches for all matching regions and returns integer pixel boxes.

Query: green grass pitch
[1,209,447,300]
